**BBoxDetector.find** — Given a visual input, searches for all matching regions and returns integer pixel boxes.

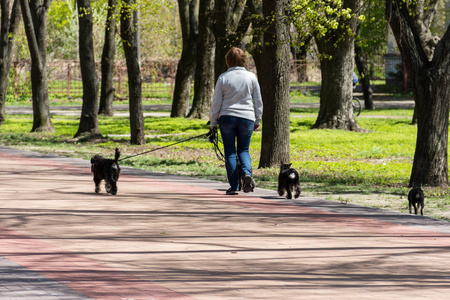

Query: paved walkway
[1,146,450,299]
[5,99,415,118]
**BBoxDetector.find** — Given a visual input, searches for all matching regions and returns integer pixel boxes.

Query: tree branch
[422,0,439,28]
[409,0,439,60]
[431,25,450,70]
[385,0,429,69]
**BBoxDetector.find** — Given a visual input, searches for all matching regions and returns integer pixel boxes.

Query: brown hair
[225,47,247,68]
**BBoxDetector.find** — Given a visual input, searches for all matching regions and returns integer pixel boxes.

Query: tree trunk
[246,0,264,80]
[121,0,145,145]
[0,0,20,126]
[291,36,311,83]
[313,0,364,132]
[354,51,373,110]
[188,0,215,119]
[99,0,117,117]
[410,75,449,187]
[171,0,198,118]
[293,52,308,83]
[258,0,291,168]
[408,61,418,125]
[75,0,101,138]
[386,0,450,187]
[354,22,373,110]
[19,0,54,133]
[213,0,247,83]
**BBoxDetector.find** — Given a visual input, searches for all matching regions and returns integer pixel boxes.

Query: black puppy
[278,162,301,199]
[90,148,121,195]
[408,187,424,216]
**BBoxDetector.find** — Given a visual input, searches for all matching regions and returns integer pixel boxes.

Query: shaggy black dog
[278,163,301,199]
[408,187,424,216]
[90,148,121,195]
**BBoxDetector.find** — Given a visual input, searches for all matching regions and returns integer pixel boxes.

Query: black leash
[208,127,225,162]
[119,131,212,162]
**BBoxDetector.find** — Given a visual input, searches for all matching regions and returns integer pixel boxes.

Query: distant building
[385,1,450,86]
[384,29,402,86]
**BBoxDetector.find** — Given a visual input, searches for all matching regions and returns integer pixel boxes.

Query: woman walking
[209,47,263,195]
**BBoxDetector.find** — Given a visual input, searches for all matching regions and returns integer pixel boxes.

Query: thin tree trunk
[354,22,373,110]
[0,0,20,126]
[171,0,198,118]
[188,0,215,119]
[293,52,308,83]
[354,53,373,110]
[408,61,418,125]
[99,0,117,116]
[121,0,145,145]
[258,0,291,168]
[291,36,311,83]
[246,0,263,79]
[19,0,54,132]
[75,0,101,138]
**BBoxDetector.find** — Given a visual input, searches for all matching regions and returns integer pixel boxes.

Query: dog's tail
[114,148,120,163]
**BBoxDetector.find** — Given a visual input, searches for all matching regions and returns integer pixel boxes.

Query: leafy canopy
[291,0,364,46]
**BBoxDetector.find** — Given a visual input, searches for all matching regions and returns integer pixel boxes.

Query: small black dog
[408,187,424,215]
[278,162,301,199]
[90,148,121,195]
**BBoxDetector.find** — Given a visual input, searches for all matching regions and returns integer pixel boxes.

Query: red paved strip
[0,228,193,300]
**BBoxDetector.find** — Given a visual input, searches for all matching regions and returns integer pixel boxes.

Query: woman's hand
[254,124,260,131]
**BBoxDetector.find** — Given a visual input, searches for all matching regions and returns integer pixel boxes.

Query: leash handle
[208,126,225,162]
[207,127,217,144]
[118,132,210,162]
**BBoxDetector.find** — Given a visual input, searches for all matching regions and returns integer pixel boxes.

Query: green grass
[2,93,450,221]
[290,90,320,103]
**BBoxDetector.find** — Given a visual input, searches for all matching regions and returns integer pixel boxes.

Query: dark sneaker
[243,175,255,193]
[226,188,238,195]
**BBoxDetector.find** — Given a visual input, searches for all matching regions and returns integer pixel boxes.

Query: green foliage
[138,0,180,58]
[356,1,388,55]
[291,0,357,45]
[42,0,179,61]
[427,0,448,37]
[47,1,79,59]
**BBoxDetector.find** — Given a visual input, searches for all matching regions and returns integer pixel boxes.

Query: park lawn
[1,107,450,221]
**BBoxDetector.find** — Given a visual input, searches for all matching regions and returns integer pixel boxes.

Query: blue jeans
[219,116,254,190]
